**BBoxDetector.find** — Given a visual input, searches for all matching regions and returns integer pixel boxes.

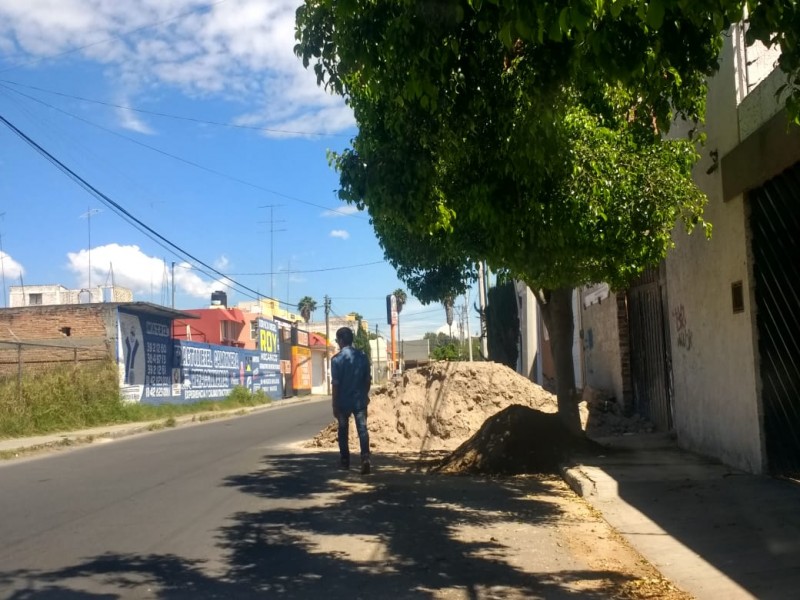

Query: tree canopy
[295,0,796,431]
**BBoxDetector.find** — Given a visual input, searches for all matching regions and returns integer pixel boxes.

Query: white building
[9,284,133,308]
[575,26,800,475]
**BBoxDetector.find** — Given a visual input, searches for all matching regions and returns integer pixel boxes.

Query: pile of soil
[432,405,600,475]
[307,360,650,474]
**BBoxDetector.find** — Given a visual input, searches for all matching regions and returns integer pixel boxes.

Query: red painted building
[172,307,247,348]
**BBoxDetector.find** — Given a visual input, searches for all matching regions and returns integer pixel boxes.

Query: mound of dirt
[307,360,653,474]
[432,405,600,475]
[307,361,574,454]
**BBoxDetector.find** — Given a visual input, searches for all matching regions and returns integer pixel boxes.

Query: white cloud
[116,104,155,134]
[329,229,349,240]
[0,0,353,136]
[65,243,220,299]
[213,254,230,270]
[321,205,359,218]
[0,251,25,280]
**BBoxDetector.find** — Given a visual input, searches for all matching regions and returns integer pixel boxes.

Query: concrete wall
[580,288,624,403]
[9,285,132,307]
[514,283,541,383]
[663,29,795,473]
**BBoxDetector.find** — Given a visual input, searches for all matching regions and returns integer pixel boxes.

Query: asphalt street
[0,400,333,598]
[0,399,666,600]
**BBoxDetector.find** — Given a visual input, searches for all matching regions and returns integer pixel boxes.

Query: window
[250,320,258,340]
[28,293,42,305]
[220,321,238,342]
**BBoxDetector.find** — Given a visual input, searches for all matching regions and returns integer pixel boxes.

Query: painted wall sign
[256,317,283,398]
[118,309,173,403]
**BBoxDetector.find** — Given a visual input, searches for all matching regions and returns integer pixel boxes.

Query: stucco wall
[580,291,623,402]
[665,33,764,472]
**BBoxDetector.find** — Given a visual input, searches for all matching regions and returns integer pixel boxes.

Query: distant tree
[431,342,460,361]
[297,296,317,323]
[353,314,372,361]
[393,288,407,314]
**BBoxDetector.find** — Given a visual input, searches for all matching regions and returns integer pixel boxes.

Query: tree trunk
[538,287,582,435]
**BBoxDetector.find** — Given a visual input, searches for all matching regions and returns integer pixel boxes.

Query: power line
[0,83,365,219]
[0,112,278,305]
[0,79,350,138]
[227,260,386,275]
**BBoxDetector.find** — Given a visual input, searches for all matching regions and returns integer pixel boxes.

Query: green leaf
[499,22,513,48]
[646,0,665,29]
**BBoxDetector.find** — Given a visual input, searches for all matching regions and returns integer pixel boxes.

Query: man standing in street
[331,326,372,474]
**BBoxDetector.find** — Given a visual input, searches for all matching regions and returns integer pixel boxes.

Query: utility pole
[0,213,6,308]
[466,288,473,361]
[324,295,331,395]
[80,207,101,294]
[477,261,488,358]
[259,204,285,300]
[375,323,381,383]
[171,262,176,309]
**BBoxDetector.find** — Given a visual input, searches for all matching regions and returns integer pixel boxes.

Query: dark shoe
[339,458,350,470]
[360,459,371,475]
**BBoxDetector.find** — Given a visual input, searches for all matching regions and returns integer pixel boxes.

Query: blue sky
[0,0,480,340]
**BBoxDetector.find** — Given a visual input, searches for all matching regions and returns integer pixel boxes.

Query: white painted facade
[8,284,133,307]
[664,27,797,473]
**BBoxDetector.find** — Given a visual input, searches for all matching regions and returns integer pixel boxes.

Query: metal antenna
[79,207,102,292]
[0,212,6,307]
[259,204,285,299]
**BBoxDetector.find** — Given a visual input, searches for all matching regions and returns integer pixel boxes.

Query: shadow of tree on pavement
[0,451,642,599]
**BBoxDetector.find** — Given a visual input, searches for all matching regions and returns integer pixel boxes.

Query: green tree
[295,1,796,432]
[393,289,407,314]
[351,314,372,361]
[297,296,317,323]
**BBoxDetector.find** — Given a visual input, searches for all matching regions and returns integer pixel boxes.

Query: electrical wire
[226,260,386,275]
[0,83,365,220]
[0,112,288,305]
[0,79,350,138]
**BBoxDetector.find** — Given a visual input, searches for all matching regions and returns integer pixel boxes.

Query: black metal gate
[749,162,800,476]
[627,266,673,430]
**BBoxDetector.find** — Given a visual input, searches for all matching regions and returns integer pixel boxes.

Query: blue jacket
[331,345,371,412]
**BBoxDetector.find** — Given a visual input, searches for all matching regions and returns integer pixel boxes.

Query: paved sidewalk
[562,433,800,600]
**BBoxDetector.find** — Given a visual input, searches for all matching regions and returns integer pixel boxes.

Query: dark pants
[337,408,369,464]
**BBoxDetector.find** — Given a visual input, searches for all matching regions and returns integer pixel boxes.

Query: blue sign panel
[255,317,283,398]
[117,308,284,405]
[117,309,173,404]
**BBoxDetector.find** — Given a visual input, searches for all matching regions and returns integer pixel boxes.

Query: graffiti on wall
[672,304,693,351]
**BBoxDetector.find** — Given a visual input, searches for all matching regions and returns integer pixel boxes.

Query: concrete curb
[560,464,598,498]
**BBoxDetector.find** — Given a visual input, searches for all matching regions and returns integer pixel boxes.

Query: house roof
[309,332,330,349]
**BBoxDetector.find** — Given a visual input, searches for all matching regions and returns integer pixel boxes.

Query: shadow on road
[0,451,642,599]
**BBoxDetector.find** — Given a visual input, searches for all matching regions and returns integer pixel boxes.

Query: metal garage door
[750,162,800,477]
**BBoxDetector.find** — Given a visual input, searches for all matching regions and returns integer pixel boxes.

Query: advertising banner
[255,317,283,398]
[117,309,286,405]
[177,341,248,402]
[292,345,312,394]
[118,309,173,403]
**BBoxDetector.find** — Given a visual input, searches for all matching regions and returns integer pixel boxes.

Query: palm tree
[297,296,317,323]
[393,288,407,314]
[393,289,407,369]
[443,296,455,340]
